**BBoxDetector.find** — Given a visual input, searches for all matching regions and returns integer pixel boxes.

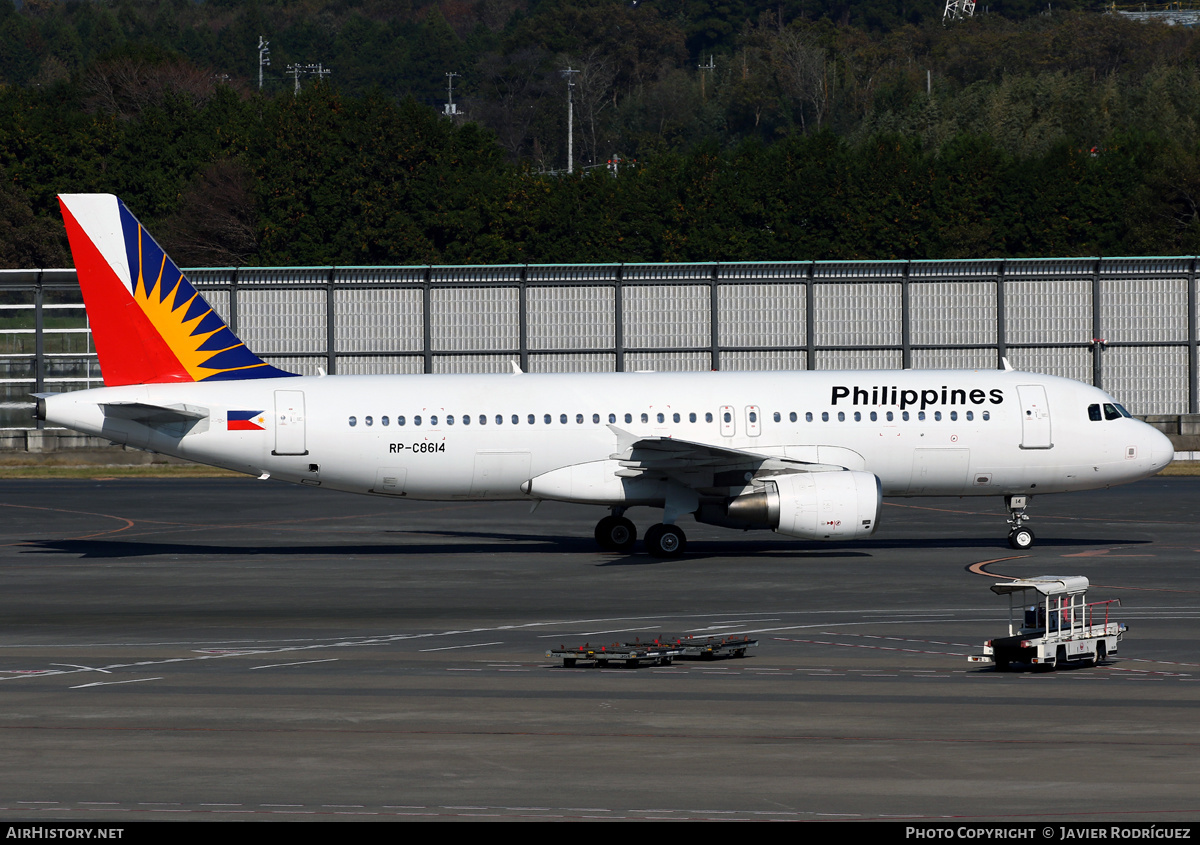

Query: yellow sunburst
[132,226,243,380]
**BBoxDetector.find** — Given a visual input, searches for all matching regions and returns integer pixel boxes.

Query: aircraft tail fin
[58,193,295,386]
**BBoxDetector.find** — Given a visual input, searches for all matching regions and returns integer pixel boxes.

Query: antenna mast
[258,36,270,91]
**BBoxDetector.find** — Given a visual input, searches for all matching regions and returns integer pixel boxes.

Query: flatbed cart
[548,634,757,668]
[968,575,1126,670]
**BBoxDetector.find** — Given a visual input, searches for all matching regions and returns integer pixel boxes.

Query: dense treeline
[3,0,1200,265]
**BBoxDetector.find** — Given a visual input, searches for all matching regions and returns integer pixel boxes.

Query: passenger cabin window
[365,416,373,426]
[348,416,357,427]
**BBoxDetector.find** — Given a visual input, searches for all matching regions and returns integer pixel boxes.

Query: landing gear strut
[1006,494,1034,550]
[595,511,637,552]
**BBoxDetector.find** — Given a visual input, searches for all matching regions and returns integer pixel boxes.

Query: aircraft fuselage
[41,368,1174,506]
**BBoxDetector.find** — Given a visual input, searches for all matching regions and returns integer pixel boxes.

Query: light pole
[561,67,579,172]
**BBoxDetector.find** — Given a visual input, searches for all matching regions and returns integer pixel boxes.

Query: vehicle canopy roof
[990,575,1089,597]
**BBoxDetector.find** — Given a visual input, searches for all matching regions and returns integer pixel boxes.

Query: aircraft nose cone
[1149,427,1175,471]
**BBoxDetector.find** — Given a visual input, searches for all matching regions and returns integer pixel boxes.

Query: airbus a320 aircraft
[38,194,1175,556]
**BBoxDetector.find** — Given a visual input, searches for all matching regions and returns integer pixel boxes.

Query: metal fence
[2,257,1196,429]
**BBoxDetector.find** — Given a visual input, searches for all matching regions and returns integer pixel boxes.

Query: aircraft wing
[606,425,846,488]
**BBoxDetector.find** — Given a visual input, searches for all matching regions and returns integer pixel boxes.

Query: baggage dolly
[548,634,757,668]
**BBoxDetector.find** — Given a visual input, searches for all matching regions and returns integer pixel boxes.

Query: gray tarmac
[0,476,1198,822]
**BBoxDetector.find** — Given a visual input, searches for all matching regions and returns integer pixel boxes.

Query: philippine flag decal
[228,410,266,431]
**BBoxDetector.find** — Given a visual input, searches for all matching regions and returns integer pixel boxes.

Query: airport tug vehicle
[968,576,1126,670]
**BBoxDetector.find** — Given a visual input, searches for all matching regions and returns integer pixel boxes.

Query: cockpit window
[1104,403,1121,421]
[1088,404,1102,422]
[1115,403,1132,418]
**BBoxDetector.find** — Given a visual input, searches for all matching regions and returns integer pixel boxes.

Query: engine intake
[721,470,881,540]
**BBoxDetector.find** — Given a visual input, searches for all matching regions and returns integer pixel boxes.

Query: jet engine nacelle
[723,470,882,540]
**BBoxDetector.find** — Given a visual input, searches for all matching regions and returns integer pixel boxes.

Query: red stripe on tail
[60,199,192,386]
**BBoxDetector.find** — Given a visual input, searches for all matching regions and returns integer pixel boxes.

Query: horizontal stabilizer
[100,401,209,424]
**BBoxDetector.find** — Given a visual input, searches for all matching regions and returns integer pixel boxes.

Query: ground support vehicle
[968,575,1126,670]
[548,634,757,668]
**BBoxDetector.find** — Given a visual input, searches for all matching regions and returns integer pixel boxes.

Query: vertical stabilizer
[58,193,295,386]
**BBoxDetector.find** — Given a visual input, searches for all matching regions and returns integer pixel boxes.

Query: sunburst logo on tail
[121,205,291,382]
[58,193,295,386]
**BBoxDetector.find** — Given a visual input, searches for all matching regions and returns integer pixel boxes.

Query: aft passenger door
[273,390,308,456]
[1017,384,1052,449]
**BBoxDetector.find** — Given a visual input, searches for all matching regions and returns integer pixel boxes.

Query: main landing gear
[595,512,637,552]
[594,510,688,558]
[1006,494,1034,550]
[644,523,687,557]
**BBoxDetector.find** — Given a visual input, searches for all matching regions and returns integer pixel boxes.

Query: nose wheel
[1006,494,1034,550]
[1008,526,1035,550]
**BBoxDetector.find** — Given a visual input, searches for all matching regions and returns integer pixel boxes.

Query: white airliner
[37,194,1175,556]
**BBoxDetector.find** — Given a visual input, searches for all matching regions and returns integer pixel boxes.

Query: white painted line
[250,658,339,670]
[50,663,111,674]
[543,626,662,638]
[70,677,162,689]
[419,641,503,652]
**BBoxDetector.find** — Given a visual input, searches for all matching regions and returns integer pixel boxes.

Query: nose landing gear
[1006,494,1034,550]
